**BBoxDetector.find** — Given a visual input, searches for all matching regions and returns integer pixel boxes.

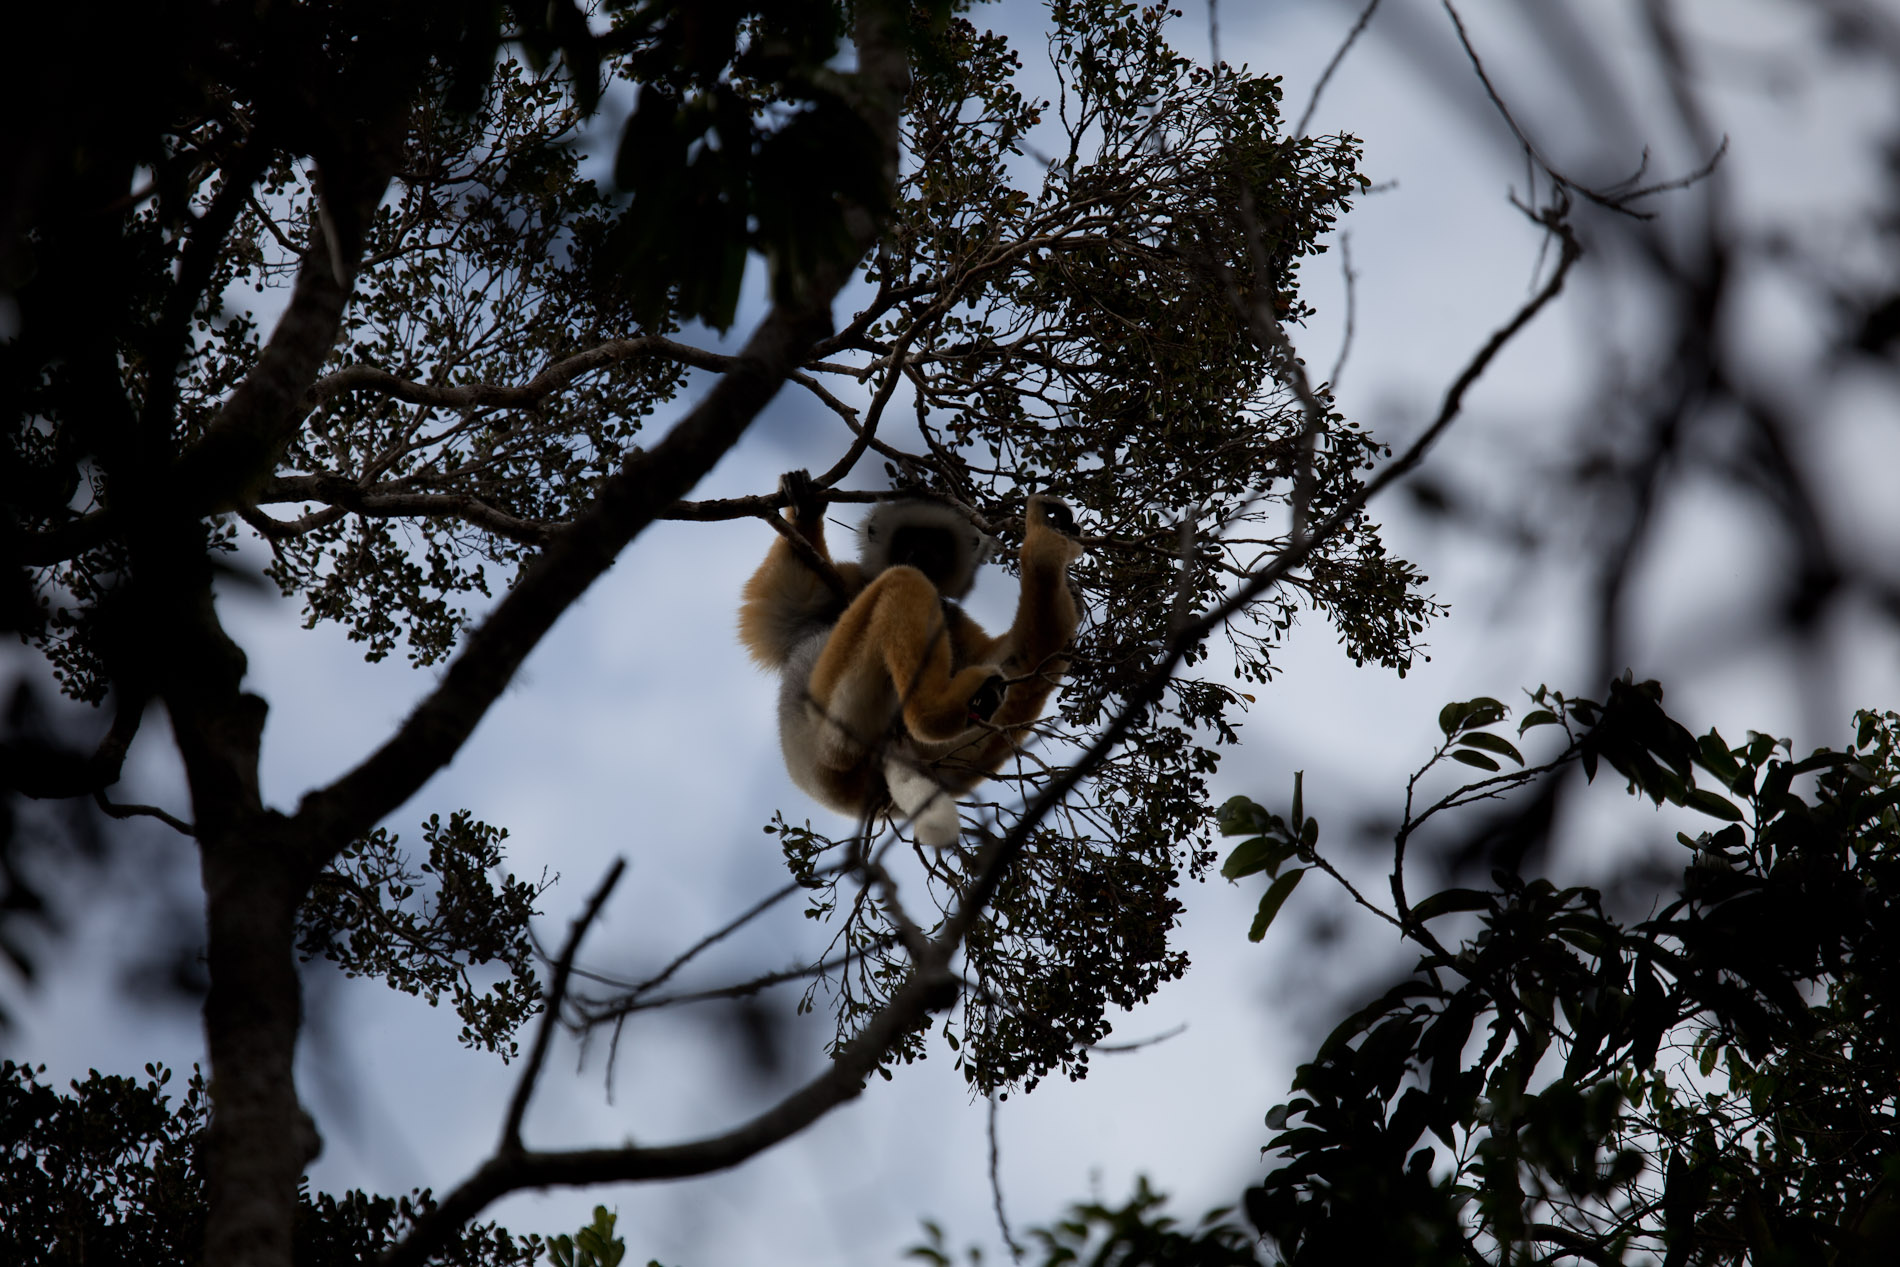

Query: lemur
[738,470,1083,846]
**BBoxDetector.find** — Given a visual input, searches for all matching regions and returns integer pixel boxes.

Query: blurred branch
[566,866,847,1010]
[306,336,735,411]
[502,859,624,1155]
[94,792,196,837]
[1443,0,1724,219]
[3,693,145,801]
[1294,0,1384,138]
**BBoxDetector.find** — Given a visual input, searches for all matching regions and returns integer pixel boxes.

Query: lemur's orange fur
[739,472,1082,842]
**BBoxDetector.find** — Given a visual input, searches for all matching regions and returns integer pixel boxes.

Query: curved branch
[173,127,405,511]
[3,693,145,800]
[502,859,624,1153]
[255,477,553,547]
[307,336,735,411]
[94,791,196,837]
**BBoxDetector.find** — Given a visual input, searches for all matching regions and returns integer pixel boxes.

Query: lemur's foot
[885,755,962,848]
[967,670,1008,724]
[780,469,827,523]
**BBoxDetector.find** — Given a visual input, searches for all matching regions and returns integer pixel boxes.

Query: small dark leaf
[1458,732,1524,765]
[1411,888,1493,921]
[1248,869,1306,942]
[1685,788,1744,822]
[1217,795,1272,837]
[1450,749,1501,772]
[1221,836,1274,881]
[1697,730,1742,787]
[1517,708,1560,734]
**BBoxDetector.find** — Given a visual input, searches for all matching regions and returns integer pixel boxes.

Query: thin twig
[602,868,845,1002]
[1442,0,1722,220]
[1327,232,1358,392]
[577,940,901,1018]
[1295,0,1385,139]
[1307,849,1403,931]
[761,511,853,602]
[988,1089,1025,1262]
[93,791,196,837]
[502,858,625,1153]
[1088,1022,1188,1054]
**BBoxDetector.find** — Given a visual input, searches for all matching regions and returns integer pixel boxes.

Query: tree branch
[306,336,735,411]
[297,0,912,877]
[3,692,144,800]
[502,859,624,1154]
[173,128,406,512]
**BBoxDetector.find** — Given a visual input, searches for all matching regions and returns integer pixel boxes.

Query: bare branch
[4,693,145,800]
[988,1091,1025,1262]
[579,868,843,1005]
[1088,1022,1188,1054]
[94,791,196,837]
[256,476,553,546]
[503,859,625,1153]
[574,940,899,1020]
[306,336,734,412]
[1327,232,1358,392]
[1442,0,1723,219]
[1295,0,1385,139]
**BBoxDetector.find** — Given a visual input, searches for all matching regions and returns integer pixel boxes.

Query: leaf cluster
[298,811,554,1061]
[0,1061,543,1266]
[1226,688,1900,1266]
[596,0,931,328]
[548,1204,631,1267]
[753,0,1429,1098]
[910,1177,1258,1267]
[11,0,1436,1105]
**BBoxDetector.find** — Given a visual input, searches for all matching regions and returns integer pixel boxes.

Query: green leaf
[1289,770,1304,832]
[1450,749,1501,772]
[1458,732,1525,765]
[1441,698,1509,740]
[1248,869,1306,942]
[1410,888,1493,921]
[1517,708,1560,734]
[1217,795,1272,837]
[1697,729,1743,786]
[1466,697,1507,724]
[1222,835,1274,881]
[1685,788,1745,822]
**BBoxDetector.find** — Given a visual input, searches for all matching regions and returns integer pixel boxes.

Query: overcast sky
[10,1,1900,1263]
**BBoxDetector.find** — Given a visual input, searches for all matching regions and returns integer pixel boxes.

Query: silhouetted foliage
[0,1061,543,1266]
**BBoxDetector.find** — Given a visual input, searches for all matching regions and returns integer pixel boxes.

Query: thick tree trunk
[198,826,312,1267]
[159,568,317,1267]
